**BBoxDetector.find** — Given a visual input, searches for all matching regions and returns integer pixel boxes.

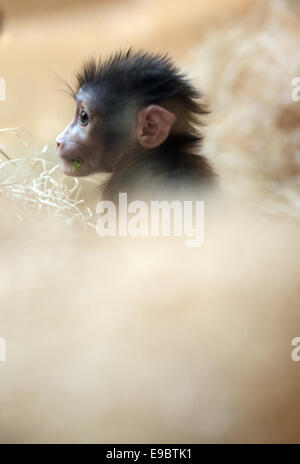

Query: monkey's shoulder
[117,152,216,201]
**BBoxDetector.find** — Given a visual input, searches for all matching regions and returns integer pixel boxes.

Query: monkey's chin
[60,159,87,177]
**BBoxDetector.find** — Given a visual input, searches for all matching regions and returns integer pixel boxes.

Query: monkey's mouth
[71,159,82,173]
[60,156,84,175]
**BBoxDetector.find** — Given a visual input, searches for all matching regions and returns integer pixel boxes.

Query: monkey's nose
[56,139,61,151]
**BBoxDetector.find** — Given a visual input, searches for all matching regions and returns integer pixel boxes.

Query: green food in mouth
[72,160,82,173]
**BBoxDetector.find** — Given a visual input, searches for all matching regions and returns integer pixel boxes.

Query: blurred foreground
[0,195,300,443]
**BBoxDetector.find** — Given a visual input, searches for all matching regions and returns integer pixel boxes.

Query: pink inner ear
[137,105,176,148]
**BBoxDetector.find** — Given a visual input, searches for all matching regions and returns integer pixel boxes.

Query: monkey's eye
[79,109,89,125]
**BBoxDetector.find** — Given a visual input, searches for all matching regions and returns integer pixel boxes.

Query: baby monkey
[56,50,215,202]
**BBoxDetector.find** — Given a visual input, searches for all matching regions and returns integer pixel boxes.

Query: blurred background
[1,0,299,211]
[0,0,251,150]
[0,0,300,444]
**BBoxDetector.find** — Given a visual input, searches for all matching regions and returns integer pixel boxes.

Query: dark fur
[75,50,216,201]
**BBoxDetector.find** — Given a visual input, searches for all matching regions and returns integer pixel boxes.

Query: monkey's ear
[137,105,176,148]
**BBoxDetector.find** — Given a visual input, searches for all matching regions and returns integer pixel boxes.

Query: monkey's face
[56,86,177,177]
[56,89,113,177]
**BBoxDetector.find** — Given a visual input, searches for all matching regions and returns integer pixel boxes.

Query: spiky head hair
[74,49,207,129]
